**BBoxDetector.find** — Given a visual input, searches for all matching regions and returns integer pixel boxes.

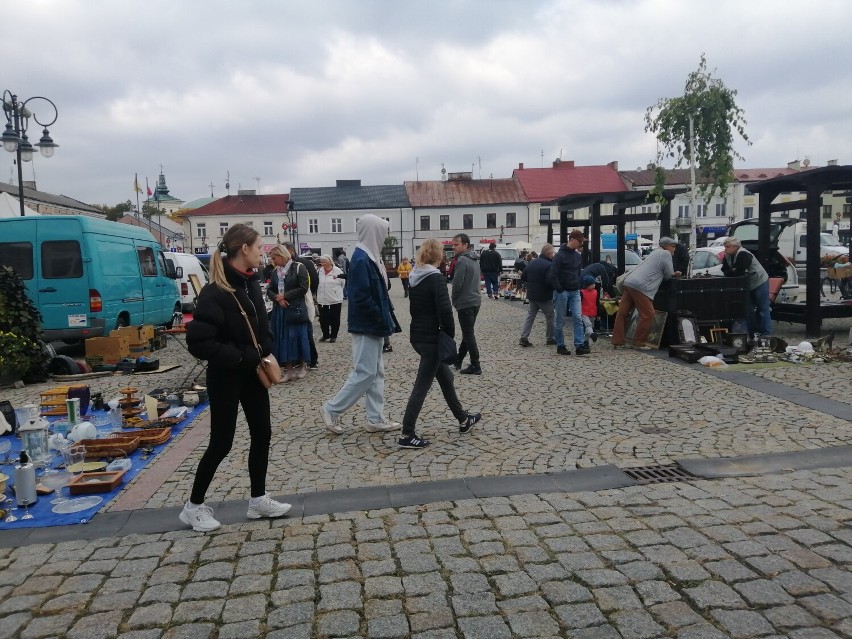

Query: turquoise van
[0,215,181,341]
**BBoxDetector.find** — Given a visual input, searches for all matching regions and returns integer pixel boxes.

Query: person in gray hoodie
[451,233,483,374]
[611,237,681,350]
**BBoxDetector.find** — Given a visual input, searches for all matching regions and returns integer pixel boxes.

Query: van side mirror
[174,266,183,279]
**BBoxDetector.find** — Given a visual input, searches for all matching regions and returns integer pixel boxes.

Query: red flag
[146,178,153,197]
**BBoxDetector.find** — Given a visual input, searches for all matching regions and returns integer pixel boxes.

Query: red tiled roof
[512,162,627,202]
[180,194,289,217]
[404,178,526,207]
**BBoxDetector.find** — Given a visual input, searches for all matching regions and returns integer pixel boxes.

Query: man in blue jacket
[519,244,556,346]
[550,229,587,355]
[320,215,401,434]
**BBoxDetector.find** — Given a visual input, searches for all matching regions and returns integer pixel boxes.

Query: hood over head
[356,214,389,264]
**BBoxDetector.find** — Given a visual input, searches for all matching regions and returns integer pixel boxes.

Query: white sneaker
[179,502,221,532]
[365,419,402,433]
[320,405,343,434]
[247,494,292,519]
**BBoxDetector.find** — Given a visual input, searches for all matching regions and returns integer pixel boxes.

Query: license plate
[68,314,88,327]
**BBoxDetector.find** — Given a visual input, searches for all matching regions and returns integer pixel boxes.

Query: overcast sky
[2,0,850,207]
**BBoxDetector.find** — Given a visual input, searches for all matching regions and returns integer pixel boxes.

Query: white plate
[51,496,103,514]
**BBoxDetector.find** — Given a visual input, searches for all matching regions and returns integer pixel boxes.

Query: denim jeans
[324,334,385,423]
[520,299,555,340]
[553,289,584,348]
[456,306,480,366]
[749,280,772,336]
[402,342,466,437]
[483,272,499,297]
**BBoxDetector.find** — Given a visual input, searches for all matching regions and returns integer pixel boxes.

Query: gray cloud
[1,0,850,207]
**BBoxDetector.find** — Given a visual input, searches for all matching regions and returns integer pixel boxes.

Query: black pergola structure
[749,165,852,337]
[543,188,686,273]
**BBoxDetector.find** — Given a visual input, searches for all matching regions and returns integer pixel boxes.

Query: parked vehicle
[0,215,181,341]
[599,249,643,272]
[728,219,848,266]
[164,252,209,312]
[689,246,805,303]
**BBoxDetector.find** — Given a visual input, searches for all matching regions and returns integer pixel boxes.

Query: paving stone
[775,571,832,596]
[127,603,174,628]
[540,581,593,605]
[564,625,622,639]
[734,579,796,606]
[634,580,680,606]
[594,585,642,611]
[20,612,77,639]
[450,572,490,593]
[617,561,664,582]
[611,609,666,639]
[367,614,410,638]
[267,602,315,628]
[221,594,267,622]
[218,620,261,639]
[365,576,404,598]
[403,572,447,596]
[493,571,537,597]
[180,581,228,601]
[506,611,561,637]
[456,615,511,639]
[762,604,821,629]
[575,569,628,588]
[317,610,361,637]
[649,601,704,628]
[67,610,125,639]
[799,593,852,622]
[684,581,747,610]
[705,559,758,583]
[0,613,31,639]
[557,552,606,571]
[318,581,363,611]
[710,609,775,638]
[676,622,735,639]
[452,592,498,616]
[663,561,711,582]
[554,602,607,629]
[172,600,224,623]
[496,595,549,613]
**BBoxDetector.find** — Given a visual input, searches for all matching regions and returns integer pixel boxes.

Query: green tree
[141,201,160,222]
[93,199,134,222]
[644,53,750,204]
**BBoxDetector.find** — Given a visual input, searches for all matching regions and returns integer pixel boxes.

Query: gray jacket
[624,248,674,299]
[451,251,482,310]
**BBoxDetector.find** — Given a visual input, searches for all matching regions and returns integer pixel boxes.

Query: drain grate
[623,464,696,485]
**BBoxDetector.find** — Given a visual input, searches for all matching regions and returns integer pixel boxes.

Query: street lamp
[2,91,59,216]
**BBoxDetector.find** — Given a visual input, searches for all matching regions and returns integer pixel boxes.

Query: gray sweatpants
[520,299,555,340]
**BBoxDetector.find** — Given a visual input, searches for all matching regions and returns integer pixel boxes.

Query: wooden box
[67,470,126,494]
[85,335,130,364]
[114,325,155,343]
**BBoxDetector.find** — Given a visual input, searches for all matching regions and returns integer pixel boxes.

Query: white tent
[0,191,39,217]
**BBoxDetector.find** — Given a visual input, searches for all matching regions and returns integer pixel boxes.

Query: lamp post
[1,92,59,217]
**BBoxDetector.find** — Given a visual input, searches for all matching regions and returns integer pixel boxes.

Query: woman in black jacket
[182,224,291,532]
[267,245,311,381]
[399,239,481,449]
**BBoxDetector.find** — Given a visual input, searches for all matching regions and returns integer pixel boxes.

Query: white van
[729,219,848,266]
[164,252,209,312]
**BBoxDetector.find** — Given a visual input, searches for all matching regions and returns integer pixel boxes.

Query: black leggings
[318,303,342,339]
[190,370,271,503]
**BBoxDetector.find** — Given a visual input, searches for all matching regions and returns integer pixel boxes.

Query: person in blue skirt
[267,244,311,381]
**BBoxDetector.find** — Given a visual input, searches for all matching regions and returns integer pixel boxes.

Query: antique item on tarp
[0,400,16,435]
[14,451,37,506]
[721,333,749,353]
[18,413,51,467]
[67,470,126,494]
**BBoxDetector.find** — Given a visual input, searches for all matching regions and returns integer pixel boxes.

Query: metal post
[688,115,697,253]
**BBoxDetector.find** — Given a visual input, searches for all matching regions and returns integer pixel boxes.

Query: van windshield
[496,248,518,260]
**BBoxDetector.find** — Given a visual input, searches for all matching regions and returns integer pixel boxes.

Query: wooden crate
[85,335,130,364]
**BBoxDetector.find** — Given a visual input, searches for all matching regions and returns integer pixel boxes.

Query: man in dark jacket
[672,242,690,276]
[284,242,319,368]
[581,261,618,299]
[451,233,483,374]
[320,215,402,435]
[479,242,502,299]
[519,244,556,347]
[550,229,587,355]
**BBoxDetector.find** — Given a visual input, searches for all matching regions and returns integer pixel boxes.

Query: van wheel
[115,316,129,329]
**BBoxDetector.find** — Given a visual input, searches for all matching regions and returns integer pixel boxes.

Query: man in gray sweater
[451,233,483,374]
[611,237,681,350]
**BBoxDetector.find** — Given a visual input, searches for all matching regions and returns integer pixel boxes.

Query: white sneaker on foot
[247,494,292,519]
[365,419,401,433]
[179,502,221,532]
[320,405,343,434]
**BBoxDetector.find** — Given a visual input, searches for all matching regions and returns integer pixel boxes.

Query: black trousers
[456,305,481,366]
[402,341,466,436]
[318,303,342,339]
[401,278,410,296]
[190,369,271,504]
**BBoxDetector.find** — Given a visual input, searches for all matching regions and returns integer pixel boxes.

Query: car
[689,246,805,303]
[599,249,642,272]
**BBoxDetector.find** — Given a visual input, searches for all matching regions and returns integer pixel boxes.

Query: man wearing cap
[479,242,502,299]
[611,237,681,350]
[550,230,587,355]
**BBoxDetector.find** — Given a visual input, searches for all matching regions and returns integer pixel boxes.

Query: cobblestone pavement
[1,468,849,638]
[2,287,851,509]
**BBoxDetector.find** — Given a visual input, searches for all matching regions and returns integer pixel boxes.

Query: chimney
[552,159,574,169]
[646,163,655,170]
[23,180,37,191]
[787,160,801,170]
[518,162,524,170]
[336,179,362,187]
[608,161,618,171]
[827,159,838,166]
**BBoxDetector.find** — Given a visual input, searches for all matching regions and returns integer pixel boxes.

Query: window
[136,246,158,277]
[197,223,206,238]
[331,218,342,233]
[309,219,318,233]
[696,204,707,217]
[440,215,450,230]
[822,205,833,219]
[463,214,473,229]
[539,207,551,222]
[715,203,726,217]
[420,215,431,231]
[486,213,496,228]
[219,222,229,236]
[844,204,851,216]
[678,205,689,218]
[506,212,516,228]
[42,241,83,279]
[263,221,273,236]
[0,242,33,279]
[743,206,754,219]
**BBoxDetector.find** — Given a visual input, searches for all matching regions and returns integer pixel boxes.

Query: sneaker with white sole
[247,494,292,519]
[320,405,343,434]
[398,434,431,449]
[179,502,221,532]
[459,412,482,434]
[365,419,401,433]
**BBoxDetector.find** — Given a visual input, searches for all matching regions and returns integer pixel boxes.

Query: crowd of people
[180,221,775,532]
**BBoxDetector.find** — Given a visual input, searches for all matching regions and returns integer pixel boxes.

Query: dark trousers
[190,370,271,504]
[401,278,410,297]
[318,303,342,339]
[403,341,467,436]
[483,272,499,297]
[456,305,481,366]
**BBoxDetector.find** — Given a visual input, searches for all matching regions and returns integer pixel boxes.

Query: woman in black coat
[182,224,291,532]
[266,245,311,381]
[399,239,481,449]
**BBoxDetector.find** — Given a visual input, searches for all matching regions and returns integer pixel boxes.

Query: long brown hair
[209,223,260,292]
